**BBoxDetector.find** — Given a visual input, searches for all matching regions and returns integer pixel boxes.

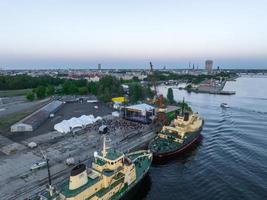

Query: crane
[149,62,167,125]
[149,62,165,109]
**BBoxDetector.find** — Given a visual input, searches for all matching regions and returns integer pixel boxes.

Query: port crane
[149,62,167,125]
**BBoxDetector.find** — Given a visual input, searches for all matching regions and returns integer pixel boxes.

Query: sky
[0,0,267,69]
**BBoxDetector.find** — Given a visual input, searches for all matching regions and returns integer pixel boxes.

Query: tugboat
[39,135,152,200]
[149,112,204,160]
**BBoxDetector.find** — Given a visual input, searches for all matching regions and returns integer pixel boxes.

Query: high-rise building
[98,64,101,71]
[205,60,213,74]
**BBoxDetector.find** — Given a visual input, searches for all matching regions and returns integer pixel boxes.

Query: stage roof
[126,103,155,112]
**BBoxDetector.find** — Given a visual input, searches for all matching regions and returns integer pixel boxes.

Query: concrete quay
[0,122,156,200]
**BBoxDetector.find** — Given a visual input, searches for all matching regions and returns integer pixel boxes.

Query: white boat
[220,103,230,108]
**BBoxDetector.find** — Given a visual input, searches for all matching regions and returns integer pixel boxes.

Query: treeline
[0,75,63,90]
[23,75,125,102]
[26,79,99,101]
[0,74,156,104]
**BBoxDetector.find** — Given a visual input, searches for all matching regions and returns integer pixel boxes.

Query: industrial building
[10,100,63,132]
[123,103,155,124]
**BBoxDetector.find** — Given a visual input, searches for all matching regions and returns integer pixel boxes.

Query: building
[205,60,213,74]
[10,100,63,132]
[123,103,155,124]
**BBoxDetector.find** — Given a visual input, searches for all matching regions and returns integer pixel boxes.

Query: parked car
[66,157,76,166]
[30,161,46,171]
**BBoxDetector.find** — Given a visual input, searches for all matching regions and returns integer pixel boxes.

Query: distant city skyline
[0,0,267,69]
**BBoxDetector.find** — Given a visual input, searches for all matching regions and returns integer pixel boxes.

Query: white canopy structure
[54,115,102,133]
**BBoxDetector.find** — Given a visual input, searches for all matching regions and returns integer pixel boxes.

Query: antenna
[182,97,185,116]
[102,135,107,157]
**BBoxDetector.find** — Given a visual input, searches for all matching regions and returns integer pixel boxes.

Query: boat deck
[150,137,181,153]
[127,151,152,179]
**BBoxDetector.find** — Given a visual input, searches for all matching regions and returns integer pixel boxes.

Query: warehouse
[10,100,63,132]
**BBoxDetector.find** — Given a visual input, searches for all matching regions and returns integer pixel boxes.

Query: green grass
[0,89,32,97]
[0,101,47,133]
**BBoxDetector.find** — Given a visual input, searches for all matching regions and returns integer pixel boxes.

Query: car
[65,157,76,166]
[28,142,38,149]
[30,161,46,171]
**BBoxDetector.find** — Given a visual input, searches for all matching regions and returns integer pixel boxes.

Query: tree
[26,91,35,101]
[97,76,123,102]
[167,88,175,104]
[46,85,55,96]
[88,81,97,95]
[63,81,78,94]
[129,83,143,103]
[78,87,89,95]
[36,86,46,99]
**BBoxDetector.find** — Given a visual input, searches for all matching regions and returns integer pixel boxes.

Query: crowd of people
[84,116,148,136]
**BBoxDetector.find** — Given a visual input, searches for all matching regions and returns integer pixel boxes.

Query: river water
[136,76,267,200]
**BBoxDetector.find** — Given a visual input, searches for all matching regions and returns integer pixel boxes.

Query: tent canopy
[54,115,102,133]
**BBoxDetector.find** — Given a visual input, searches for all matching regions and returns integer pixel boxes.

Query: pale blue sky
[0,0,267,69]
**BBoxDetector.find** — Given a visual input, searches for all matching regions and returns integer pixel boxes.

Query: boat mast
[102,134,107,157]
[182,97,185,116]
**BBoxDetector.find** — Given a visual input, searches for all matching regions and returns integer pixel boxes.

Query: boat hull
[149,121,204,162]
[113,152,152,200]
[152,133,202,161]
[119,169,150,200]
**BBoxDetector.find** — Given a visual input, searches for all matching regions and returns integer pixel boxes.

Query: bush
[36,86,46,99]
[26,92,35,101]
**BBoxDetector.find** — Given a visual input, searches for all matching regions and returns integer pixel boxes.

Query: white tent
[54,120,70,133]
[54,115,102,133]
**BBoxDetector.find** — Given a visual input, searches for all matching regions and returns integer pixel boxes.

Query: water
[137,76,267,200]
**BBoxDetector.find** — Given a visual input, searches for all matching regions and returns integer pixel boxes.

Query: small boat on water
[148,112,204,161]
[39,135,152,200]
[220,103,230,108]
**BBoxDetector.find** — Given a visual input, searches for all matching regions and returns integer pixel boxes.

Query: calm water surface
[135,76,267,200]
